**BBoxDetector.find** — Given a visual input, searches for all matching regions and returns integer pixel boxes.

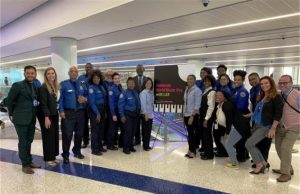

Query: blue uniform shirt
[103,80,113,92]
[218,85,232,96]
[77,74,89,98]
[88,84,106,116]
[34,79,42,89]
[250,84,260,111]
[195,80,205,93]
[232,85,249,113]
[108,84,124,116]
[216,79,233,91]
[59,79,84,112]
[118,89,141,118]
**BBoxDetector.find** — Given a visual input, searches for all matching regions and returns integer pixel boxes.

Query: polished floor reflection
[0,139,299,194]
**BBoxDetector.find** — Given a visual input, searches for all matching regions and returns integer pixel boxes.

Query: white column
[178,59,205,81]
[51,37,77,82]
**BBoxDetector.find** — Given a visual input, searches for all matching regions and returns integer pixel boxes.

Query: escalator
[151,112,187,142]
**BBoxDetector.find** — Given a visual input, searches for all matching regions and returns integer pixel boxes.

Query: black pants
[236,137,249,161]
[82,108,90,145]
[107,113,123,147]
[195,109,202,148]
[134,115,142,144]
[184,115,199,154]
[213,125,227,154]
[90,112,105,153]
[40,115,59,161]
[200,118,214,157]
[15,120,36,166]
[123,111,138,150]
[141,117,153,149]
[61,109,85,158]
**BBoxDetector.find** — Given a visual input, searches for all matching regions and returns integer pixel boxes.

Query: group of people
[183,64,299,182]
[3,63,299,183]
[4,63,154,174]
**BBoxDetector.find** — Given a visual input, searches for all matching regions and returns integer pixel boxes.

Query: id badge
[214,124,218,130]
[33,99,39,107]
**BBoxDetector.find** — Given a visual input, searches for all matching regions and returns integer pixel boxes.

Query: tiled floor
[0,139,299,194]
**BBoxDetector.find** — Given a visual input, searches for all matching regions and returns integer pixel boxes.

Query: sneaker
[47,161,57,167]
[226,163,239,169]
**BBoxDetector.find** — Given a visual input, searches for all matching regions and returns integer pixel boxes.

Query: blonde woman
[39,67,60,166]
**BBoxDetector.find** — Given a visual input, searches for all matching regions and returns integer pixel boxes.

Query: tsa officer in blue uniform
[232,70,251,162]
[216,64,233,91]
[103,69,113,143]
[78,62,93,148]
[107,72,124,150]
[118,77,141,154]
[218,74,233,96]
[59,66,86,164]
[196,67,212,93]
[88,70,107,156]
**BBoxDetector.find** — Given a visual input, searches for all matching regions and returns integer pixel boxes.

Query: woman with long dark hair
[246,76,283,174]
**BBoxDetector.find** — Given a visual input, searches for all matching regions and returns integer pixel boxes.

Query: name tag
[67,90,73,92]
[33,99,40,107]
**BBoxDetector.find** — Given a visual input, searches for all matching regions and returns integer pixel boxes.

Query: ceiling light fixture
[84,45,300,65]
[77,12,300,53]
[206,56,300,63]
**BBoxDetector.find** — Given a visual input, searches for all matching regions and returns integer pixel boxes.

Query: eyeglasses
[278,82,290,85]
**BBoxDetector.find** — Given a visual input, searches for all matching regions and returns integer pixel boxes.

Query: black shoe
[123,149,130,154]
[200,152,206,157]
[118,145,123,148]
[201,155,214,160]
[214,152,228,157]
[81,144,88,148]
[143,147,152,151]
[134,142,141,146]
[29,163,41,168]
[198,148,204,153]
[63,157,69,164]
[237,158,246,163]
[92,151,102,156]
[100,148,107,152]
[107,145,118,151]
[130,147,136,152]
[74,153,85,159]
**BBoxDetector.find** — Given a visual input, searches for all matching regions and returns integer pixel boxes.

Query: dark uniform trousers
[82,107,90,145]
[141,117,153,149]
[107,112,123,147]
[15,119,36,166]
[200,118,214,157]
[61,109,85,158]
[213,125,228,155]
[123,111,138,150]
[40,115,59,161]
[184,115,199,154]
[90,111,105,152]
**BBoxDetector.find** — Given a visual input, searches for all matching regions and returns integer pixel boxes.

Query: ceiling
[0,0,48,28]
[0,0,299,68]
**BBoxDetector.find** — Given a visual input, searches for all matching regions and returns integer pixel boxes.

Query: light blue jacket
[183,85,202,117]
[140,89,154,118]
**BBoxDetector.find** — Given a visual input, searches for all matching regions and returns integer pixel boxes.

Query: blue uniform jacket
[77,74,89,98]
[118,89,141,118]
[88,84,106,116]
[250,84,260,111]
[232,85,249,114]
[59,79,84,112]
[108,84,124,116]
[34,79,42,89]
[218,85,233,96]
[195,80,205,93]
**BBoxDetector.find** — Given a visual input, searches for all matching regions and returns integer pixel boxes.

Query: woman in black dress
[39,67,59,166]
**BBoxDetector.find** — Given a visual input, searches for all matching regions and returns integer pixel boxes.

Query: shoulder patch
[89,88,94,94]
[120,94,124,98]
[240,92,246,98]
[109,91,113,96]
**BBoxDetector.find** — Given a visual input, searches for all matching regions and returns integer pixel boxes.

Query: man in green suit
[6,65,41,174]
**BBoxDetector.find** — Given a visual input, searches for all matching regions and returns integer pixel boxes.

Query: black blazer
[260,94,283,126]
[133,75,147,93]
[213,101,234,134]
[39,83,58,116]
